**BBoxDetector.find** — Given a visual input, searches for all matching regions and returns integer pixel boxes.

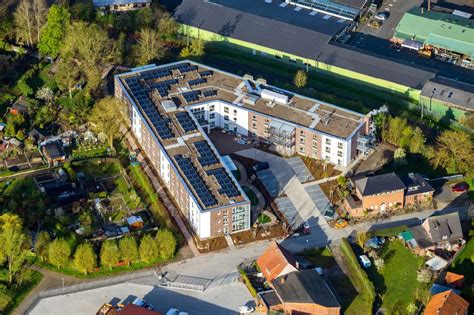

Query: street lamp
[421,87,436,120]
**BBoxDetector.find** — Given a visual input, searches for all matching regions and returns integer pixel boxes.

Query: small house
[424,290,469,315]
[10,97,30,116]
[41,140,66,166]
[92,0,151,12]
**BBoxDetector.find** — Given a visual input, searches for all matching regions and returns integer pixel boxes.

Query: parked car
[252,161,269,172]
[132,298,153,310]
[359,255,371,268]
[452,182,469,193]
[302,222,311,234]
[239,305,254,314]
[334,218,348,229]
[374,11,390,21]
[166,309,179,315]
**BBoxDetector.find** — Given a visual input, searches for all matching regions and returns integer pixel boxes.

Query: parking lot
[31,282,254,315]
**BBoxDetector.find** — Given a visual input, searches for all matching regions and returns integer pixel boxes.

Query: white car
[374,12,389,21]
[166,309,179,315]
[239,306,254,314]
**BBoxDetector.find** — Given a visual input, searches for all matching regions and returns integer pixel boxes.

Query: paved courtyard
[31,282,254,315]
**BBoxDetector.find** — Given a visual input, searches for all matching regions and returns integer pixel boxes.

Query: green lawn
[72,159,122,178]
[72,146,109,159]
[242,186,259,206]
[300,247,335,269]
[368,240,426,314]
[450,230,474,301]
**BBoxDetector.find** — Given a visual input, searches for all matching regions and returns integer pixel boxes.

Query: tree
[431,130,473,174]
[157,14,178,42]
[32,0,48,44]
[35,231,51,261]
[406,303,417,314]
[356,232,370,249]
[374,258,384,271]
[155,229,176,260]
[190,38,205,56]
[383,116,408,146]
[89,97,123,152]
[55,58,80,98]
[399,126,414,150]
[394,147,407,165]
[48,238,71,268]
[38,5,70,57]
[100,240,121,269]
[135,28,166,65]
[119,236,139,265]
[73,243,96,274]
[36,86,54,103]
[0,214,30,285]
[460,112,474,130]
[409,127,425,154]
[139,234,158,263]
[14,0,34,46]
[293,70,308,88]
[417,268,432,283]
[60,21,119,90]
[179,46,191,58]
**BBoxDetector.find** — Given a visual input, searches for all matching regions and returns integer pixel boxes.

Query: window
[300,130,305,135]
[209,113,215,119]
[224,115,229,121]
[252,115,257,121]
[210,121,215,128]
[209,104,215,111]
[233,109,237,115]
[312,142,317,149]
[325,147,330,153]
[224,123,229,130]
[337,150,343,157]
[313,134,318,140]
[233,117,237,122]
[300,138,305,144]
[337,159,342,166]
[338,142,343,149]
[299,146,304,152]
[252,122,257,129]
[325,138,331,145]
[224,107,229,114]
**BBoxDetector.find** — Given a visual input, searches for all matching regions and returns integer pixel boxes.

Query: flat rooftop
[117,61,365,208]
[421,76,474,111]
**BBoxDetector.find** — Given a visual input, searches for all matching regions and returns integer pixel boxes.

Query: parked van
[252,161,269,172]
[359,255,371,268]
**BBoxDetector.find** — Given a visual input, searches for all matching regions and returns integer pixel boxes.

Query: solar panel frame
[176,112,198,133]
[207,168,241,198]
[194,141,219,167]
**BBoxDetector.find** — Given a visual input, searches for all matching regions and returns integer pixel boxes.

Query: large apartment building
[115,61,368,239]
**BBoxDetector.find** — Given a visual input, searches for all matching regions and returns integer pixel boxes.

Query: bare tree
[33,0,48,44]
[135,28,166,65]
[14,0,34,46]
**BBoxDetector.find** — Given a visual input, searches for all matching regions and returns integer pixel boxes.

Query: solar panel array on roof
[179,64,198,74]
[188,78,207,87]
[199,70,213,78]
[150,79,179,98]
[194,140,219,166]
[124,76,174,140]
[207,168,241,198]
[175,155,217,208]
[183,91,200,103]
[176,112,198,133]
[202,89,217,98]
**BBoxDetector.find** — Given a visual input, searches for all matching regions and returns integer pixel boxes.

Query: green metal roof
[400,230,414,241]
[394,7,474,58]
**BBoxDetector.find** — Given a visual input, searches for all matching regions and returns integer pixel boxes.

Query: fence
[24,268,161,314]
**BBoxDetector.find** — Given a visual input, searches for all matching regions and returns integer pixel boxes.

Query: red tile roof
[256,242,298,282]
[424,290,469,315]
[445,272,465,287]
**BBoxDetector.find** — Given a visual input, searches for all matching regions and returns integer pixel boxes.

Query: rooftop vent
[243,94,259,106]
[261,88,288,105]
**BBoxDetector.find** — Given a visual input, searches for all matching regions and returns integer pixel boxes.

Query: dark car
[252,161,269,172]
[452,182,469,193]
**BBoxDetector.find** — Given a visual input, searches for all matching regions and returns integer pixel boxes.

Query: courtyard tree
[383,116,408,146]
[0,214,30,285]
[157,13,179,42]
[408,127,426,154]
[73,242,96,274]
[39,4,71,57]
[190,38,205,57]
[417,268,432,283]
[100,240,121,269]
[155,229,177,260]
[48,238,71,268]
[293,70,308,88]
[60,21,119,90]
[89,97,123,152]
[55,58,80,98]
[356,232,370,249]
[119,236,139,265]
[394,147,407,165]
[139,234,158,263]
[431,130,473,174]
[32,0,48,44]
[134,28,166,65]
[374,258,385,271]
[35,86,54,103]
[35,231,51,261]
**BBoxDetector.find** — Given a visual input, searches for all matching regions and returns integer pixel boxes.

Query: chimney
[280,276,286,284]
[296,261,300,270]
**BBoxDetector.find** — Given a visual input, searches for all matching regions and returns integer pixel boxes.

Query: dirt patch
[354,143,395,176]
[300,156,341,180]
[319,180,341,205]
[231,224,287,245]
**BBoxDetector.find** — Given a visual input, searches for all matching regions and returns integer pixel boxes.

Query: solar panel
[182,91,200,103]
[175,155,217,208]
[176,112,197,133]
[202,90,217,98]
[199,70,213,78]
[188,78,206,87]
[194,141,218,167]
[179,65,198,74]
[207,168,241,198]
